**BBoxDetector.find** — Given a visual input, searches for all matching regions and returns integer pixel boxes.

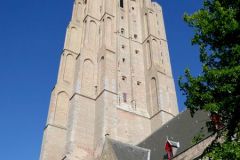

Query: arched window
[98,57,105,91]
[69,27,79,52]
[146,40,152,69]
[88,20,97,48]
[152,39,160,65]
[63,54,74,84]
[54,92,69,127]
[105,17,112,47]
[150,78,159,115]
[81,59,95,97]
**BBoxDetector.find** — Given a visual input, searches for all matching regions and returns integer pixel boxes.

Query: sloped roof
[101,138,150,160]
[138,110,212,160]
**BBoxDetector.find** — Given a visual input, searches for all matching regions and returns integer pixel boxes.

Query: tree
[179,0,240,158]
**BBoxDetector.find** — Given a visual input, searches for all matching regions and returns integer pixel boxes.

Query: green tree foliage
[179,0,240,158]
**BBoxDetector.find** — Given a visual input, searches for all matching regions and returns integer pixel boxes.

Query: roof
[138,110,212,160]
[100,110,212,160]
[101,138,150,160]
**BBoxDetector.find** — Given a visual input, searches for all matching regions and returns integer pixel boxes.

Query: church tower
[40,0,179,159]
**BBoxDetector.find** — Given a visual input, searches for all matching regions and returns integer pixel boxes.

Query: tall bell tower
[40,0,179,159]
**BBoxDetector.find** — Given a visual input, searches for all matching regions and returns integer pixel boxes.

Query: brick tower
[40,0,179,159]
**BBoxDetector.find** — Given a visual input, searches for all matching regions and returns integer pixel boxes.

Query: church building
[40,0,213,159]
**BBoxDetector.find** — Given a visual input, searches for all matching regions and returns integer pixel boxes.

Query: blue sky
[0,0,202,159]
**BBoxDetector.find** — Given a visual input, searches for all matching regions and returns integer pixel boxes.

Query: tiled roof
[138,110,212,160]
[101,138,150,160]
[101,110,212,160]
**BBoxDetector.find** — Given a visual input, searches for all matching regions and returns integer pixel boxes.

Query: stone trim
[70,89,118,101]
[62,49,79,56]
[44,124,67,131]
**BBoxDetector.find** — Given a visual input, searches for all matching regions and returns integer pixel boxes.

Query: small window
[137,81,141,86]
[122,58,126,62]
[135,50,139,54]
[134,34,138,39]
[121,44,125,49]
[121,28,125,34]
[123,93,127,102]
[122,76,126,81]
[120,0,124,8]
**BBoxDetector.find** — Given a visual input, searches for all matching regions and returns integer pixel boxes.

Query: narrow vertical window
[123,93,127,102]
[120,0,124,8]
